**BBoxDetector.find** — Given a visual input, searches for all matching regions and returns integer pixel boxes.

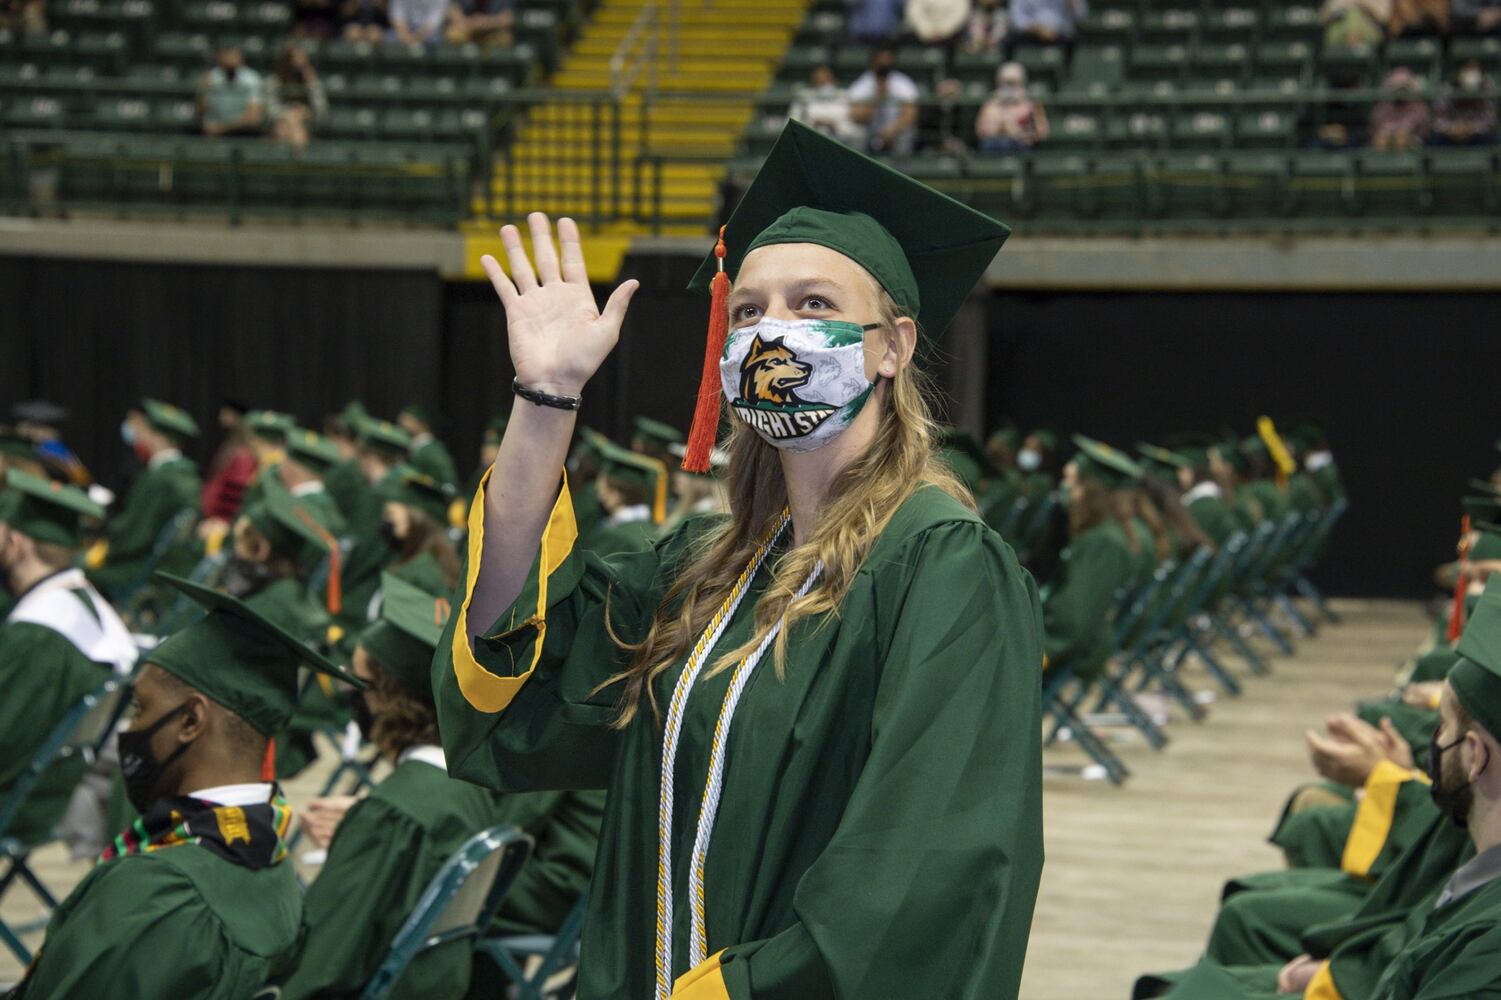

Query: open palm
[480,213,639,396]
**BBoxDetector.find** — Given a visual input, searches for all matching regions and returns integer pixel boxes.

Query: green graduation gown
[323,457,369,521]
[390,550,453,598]
[435,482,1044,1000]
[409,435,459,490]
[1184,490,1238,547]
[15,839,302,997]
[490,786,607,936]
[244,577,339,780]
[580,513,661,560]
[1287,472,1325,514]
[336,466,404,630]
[88,453,201,595]
[0,620,112,843]
[1371,860,1501,999]
[1042,520,1135,681]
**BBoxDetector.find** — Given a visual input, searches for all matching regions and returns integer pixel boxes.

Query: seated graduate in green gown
[279,574,604,1000]
[579,437,667,558]
[318,402,372,522]
[1041,436,1143,683]
[334,417,413,630]
[10,572,364,999]
[377,467,460,600]
[0,471,136,847]
[85,399,202,597]
[435,121,1044,1000]
[398,403,460,491]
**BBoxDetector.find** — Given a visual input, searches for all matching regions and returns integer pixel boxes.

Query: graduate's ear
[174,691,213,746]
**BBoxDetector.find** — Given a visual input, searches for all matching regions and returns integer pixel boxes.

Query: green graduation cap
[399,403,436,428]
[388,466,455,523]
[1240,434,1271,463]
[633,417,684,450]
[987,423,1021,455]
[1071,435,1144,488]
[1468,478,1500,497]
[688,120,1009,344]
[242,477,344,560]
[1451,576,1501,740]
[147,572,365,736]
[246,410,296,443]
[336,400,369,429]
[1138,443,1191,471]
[0,468,104,547]
[1463,495,1501,522]
[141,398,200,441]
[285,429,341,474]
[597,437,669,523]
[1214,439,1249,474]
[1029,428,1061,455]
[359,573,449,694]
[0,427,34,462]
[358,417,413,458]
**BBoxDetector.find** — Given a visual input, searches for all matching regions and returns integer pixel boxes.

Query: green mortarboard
[359,573,449,694]
[597,438,667,491]
[246,410,296,443]
[1240,435,1270,462]
[1451,576,1501,740]
[1071,435,1144,489]
[987,423,1021,454]
[399,403,436,427]
[1469,478,1500,497]
[141,398,200,441]
[242,478,342,559]
[1214,439,1249,474]
[337,401,369,428]
[147,572,365,736]
[0,468,104,547]
[1029,428,1061,455]
[668,441,728,476]
[632,417,684,450]
[285,429,341,473]
[482,414,509,444]
[938,427,998,492]
[576,426,610,458]
[1138,443,1191,471]
[358,417,413,457]
[388,466,455,523]
[688,120,1009,344]
[1463,495,1501,521]
[0,427,34,462]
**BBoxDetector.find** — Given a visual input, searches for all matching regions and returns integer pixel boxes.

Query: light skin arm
[882,100,918,141]
[466,214,639,636]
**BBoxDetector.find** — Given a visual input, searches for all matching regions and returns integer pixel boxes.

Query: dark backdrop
[3,253,1495,598]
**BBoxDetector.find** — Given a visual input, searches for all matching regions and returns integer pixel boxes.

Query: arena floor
[0,599,1427,998]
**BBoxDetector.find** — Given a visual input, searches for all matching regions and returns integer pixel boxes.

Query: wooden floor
[1,599,1429,997]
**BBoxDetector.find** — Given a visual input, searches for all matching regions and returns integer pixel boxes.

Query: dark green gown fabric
[580,516,661,559]
[435,485,1045,1000]
[88,455,201,595]
[391,550,454,598]
[0,621,112,843]
[336,466,404,629]
[1185,494,1238,547]
[280,757,601,1000]
[410,437,460,490]
[14,840,302,997]
[1370,872,1501,999]
[1205,869,1370,967]
[1042,521,1135,681]
[323,458,368,521]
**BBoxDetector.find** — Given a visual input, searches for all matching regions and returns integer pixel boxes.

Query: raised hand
[480,213,639,396]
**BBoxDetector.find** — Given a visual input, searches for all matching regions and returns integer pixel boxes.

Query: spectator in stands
[1319,0,1388,49]
[1453,0,1501,31]
[963,0,1009,53]
[848,46,920,155]
[340,0,388,42]
[388,0,448,45]
[198,46,266,138]
[918,77,970,153]
[906,0,971,44]
[1305,70,1368,148]
[789,64,862,145]
[975,61,1050,151]
[1370,67,1432,150]
[446,0,515,46]
[0,0,44,33]
[292,0,341,40]
[1389,0,1449,36]
[848,0,904,41]
[1433,60,1498,145]
[1005,0,1085,56]
[266,43,328,150]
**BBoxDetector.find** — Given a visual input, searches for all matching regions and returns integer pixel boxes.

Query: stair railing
[609,2,659,98]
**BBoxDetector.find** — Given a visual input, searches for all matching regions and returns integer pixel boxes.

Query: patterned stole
[99,789,294,870]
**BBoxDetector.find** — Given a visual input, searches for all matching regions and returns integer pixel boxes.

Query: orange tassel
[295,508,341,617]
[260,737,277,782]
[1448,514,1473,643]
[682,226,729,474]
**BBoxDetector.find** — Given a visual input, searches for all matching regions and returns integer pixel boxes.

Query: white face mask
[1016,448,1041,471]
[719,317,879,454]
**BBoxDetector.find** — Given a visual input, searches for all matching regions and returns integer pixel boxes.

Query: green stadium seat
[1320,43,1380,85]
[323,106,379,140]
[1201,7,1259,43]
[1129,44,1189,83]
[180,1,242,33]
[1385,37,1441,80]
[54,134,122,204]
[1104,109,1169,148]
[155,32,214,73]
[237,142,299,206]
[174,140,235,206]
[1221,150,1290,219]
[834,46,872,79]
[796,11,845,43]
[1026,153,1094,220]
[1237,109,1298,148]
[755,82,796,117]
[475,44,536,86]
[1014,44,1066,89]
[91,96,155,131]
[153,98,198,133]
[965,155,1024,219]
[316,39,379,76]
[1179,79,1242,112]
[895,47,944,85]
[75,30,128,73]
[1288,150,1356,217]
[463,76,513,107]
[1047,111,1102,151]
[218,33,269,64]
[1137,9,1199,45]
[1082,153,1147,219]
[952,50,1002,87]
[379,40,431,73]
[515,9,561,70]
[1255,40,1313,81]
[1071,45,1126,86]
[240,2,293,38]
[1146,153,1226,219]
[347,73,405,103]
[1354,150,1427,216]
[403,74,462,105]
[1171,110,1230,149]
[1078,8,1135,43]
[4,95,67,128]
[43,63,99,87]
[741,116,783,157]
[1427,149,1499,218]
[1191,43,1251,84]
[1263,5,1322,44]
[1450,36,1501,74]
[779,45,831,83]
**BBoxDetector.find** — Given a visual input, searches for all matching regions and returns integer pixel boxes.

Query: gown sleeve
[686,520,1045,1000]
[433,471,716,793]
[102,471,171,565]
[1042,527,1132,669]
[15,856,246,998]
[279,798,461,1000]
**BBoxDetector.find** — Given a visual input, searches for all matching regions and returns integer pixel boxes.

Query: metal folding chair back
[475,893,590,1000]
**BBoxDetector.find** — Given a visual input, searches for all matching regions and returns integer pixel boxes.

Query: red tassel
[1448,514,1472,643]
[260,737,277,782]
[682,226,729,474]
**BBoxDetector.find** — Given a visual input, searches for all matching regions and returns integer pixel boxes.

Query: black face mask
[377,519,404,551]
[118,702,192,815]
[347,690,374,742]
[220,556,275,599]
[1427,731,1475,828]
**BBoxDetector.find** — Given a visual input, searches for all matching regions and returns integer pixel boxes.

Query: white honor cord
[686,560,824,969]
[653,512,791,1000]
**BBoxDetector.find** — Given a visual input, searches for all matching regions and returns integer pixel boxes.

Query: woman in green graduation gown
[434,122,1044,1000]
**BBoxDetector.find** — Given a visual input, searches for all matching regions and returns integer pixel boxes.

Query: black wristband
[512,377,582,411]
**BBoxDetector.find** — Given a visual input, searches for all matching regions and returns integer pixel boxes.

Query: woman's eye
[732,304,761,322]
[801,296,831,311]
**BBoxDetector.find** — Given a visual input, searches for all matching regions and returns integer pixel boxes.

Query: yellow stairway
[468,0,807,244]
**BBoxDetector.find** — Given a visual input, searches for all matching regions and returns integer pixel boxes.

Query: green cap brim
[0,468,103,547]
[1072,435,1144,488]
[687,120,1009,343]
[142,398,199,440]
[359,572,449,694]
[1452,577,1501,739]
[633,416,685,448]
[285,429,341,473]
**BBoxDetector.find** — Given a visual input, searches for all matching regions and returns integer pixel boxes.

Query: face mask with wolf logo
[719,316,880,453]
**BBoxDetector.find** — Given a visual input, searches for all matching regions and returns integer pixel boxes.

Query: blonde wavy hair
[603,289,972,728]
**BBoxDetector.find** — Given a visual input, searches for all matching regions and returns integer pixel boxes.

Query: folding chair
[357,825,534,1000]
[116,508,199,626]
[1110,548,1213,722]
[1043,663,1130,785]
[1285,499,1349,625]
[0,677,131,964]
[474,893,589,1000]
